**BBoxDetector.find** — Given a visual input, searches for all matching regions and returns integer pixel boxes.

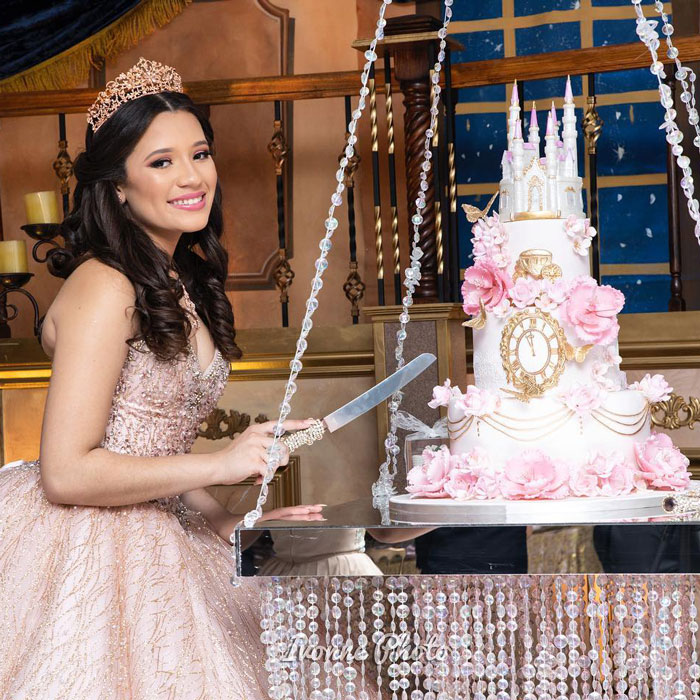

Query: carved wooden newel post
[385,16,443,302]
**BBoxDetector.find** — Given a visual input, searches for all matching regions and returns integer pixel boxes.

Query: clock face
[500,310,567,396]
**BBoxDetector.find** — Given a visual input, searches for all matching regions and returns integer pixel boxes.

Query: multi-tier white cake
[391,79,691,520]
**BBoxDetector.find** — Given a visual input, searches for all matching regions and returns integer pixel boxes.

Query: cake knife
[280,352,436,452]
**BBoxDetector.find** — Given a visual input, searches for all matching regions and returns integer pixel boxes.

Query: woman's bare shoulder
[42,260,137,357]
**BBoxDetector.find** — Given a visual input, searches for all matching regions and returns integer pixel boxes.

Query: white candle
[24,191,60,224]
[0,241,28,274]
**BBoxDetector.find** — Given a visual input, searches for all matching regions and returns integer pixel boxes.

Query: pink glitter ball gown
[0,323,268,699]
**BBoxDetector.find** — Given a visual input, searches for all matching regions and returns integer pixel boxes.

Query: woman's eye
[150,159,170,168]
[194,150,212,160]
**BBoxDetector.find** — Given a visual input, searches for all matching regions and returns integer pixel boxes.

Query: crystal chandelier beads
[374,0,454,517]
[632,0,700,243]
[242,0,394,530]
[257,575,700,699]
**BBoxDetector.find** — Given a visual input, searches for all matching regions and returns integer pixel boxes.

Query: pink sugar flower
[491,296,513,319]
[406,446,452,498]
[461,259,513,316]
[444,468,479,500]
[428,379,459,409]
[573,453,635,497]
[501,450,570,499]
[454,385,500,417]
[629,373,673,403]
[558,382,604,415]
[634,433,691,490]
[561,276,625,345]
[509,277,539,309]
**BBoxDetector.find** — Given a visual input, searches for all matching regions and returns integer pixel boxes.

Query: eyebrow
[144,140,209,161]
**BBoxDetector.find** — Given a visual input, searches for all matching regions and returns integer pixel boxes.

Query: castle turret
[512,119,525,212]
[498,78,584,220]
[545,110,558,210]
[507,80,521,150]
[561,76,578,178]
[528,102,540,152]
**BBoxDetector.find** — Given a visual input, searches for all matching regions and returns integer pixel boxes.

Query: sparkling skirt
[0,461,268,700]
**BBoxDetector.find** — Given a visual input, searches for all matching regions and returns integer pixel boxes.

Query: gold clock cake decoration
[499,308,567,399]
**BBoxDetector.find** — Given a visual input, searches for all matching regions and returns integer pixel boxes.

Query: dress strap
[180,285,200,333]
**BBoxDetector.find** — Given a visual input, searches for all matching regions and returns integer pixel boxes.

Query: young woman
[0,58,323,699]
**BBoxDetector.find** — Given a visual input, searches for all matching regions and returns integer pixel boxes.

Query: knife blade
[281,353,436,451]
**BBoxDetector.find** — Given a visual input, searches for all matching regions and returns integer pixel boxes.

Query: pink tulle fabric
[0,327,269,699]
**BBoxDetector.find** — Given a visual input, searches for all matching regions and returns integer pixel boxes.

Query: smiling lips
[169,192,206,210]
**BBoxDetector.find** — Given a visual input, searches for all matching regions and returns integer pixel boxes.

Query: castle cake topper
[499,76,584,222]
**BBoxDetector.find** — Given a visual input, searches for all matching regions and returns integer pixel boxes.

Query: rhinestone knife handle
[281,419,326,452]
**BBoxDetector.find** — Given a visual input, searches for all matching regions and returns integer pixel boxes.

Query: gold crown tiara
[87,57,184,133]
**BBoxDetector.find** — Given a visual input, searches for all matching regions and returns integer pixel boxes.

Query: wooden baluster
[443,46,460,303]
[384,58,402,305]
[666,75,686,311]
[369,63,385,306]
[583,73,603,283]
[341,96,365,323]
[268,100,294,326]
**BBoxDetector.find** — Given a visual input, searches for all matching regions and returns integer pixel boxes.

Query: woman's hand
[258,504,326,523]
[217,504,326,546]
[212,419,316,486]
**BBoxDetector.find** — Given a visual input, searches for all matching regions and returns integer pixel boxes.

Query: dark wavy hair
[59,91,241,362]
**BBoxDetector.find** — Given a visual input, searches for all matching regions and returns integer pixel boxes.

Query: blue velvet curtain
[0,1,144,82]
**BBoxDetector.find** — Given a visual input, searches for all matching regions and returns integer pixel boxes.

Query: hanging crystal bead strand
[472,581,487,700]
[374,0,455,516]
[690,581,700,700]
[630,579,649,699]
[493,580,509,700]
[459,578,475,698]
[355,578,370,700]
[385,576,400,700]
[648,583,662,698]
[505,580,519,700]
[261,583,282,700]
[286,581,302,700]
[672,581,686,700]
[520,577,536,700]
[395,576,412,700]
[630,0,700,243]
[552,577,569,700]
[323,579,334,699]
[482,578,497,700]
[658,585,674,700]
[242,0,392,529]
[292,583,308,700]
[434,579,450,698]
[340,578,358,699]
[612,582,629,700]
[536,581,555,698]
[586,579,603,700]
[371,576,386,699]
[328,578,345,697]
[306,580,324,700]
[564,579,582,700]
[446,578,462,696]
[422,579,438,699]
[410,576,426,699]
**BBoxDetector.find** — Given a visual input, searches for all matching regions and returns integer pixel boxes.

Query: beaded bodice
[100,329,229,458]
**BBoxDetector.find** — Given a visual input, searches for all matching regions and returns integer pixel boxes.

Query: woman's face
[116,110,217,253]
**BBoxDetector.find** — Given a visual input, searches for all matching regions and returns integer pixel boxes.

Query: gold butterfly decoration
[462,299,487,329]
[461,191,499,223]
[564,342,594,363]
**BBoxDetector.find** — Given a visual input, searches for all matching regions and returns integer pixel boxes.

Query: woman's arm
[180,487,325,548]
[39,260,305,507]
